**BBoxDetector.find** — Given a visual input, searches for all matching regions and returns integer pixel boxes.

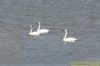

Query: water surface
[0,0,100,66]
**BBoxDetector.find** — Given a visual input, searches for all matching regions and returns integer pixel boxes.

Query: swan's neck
[63,31,67,39]
[30,26,33,33]
[37,23,40,31]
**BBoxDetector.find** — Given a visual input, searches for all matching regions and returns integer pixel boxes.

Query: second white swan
[63,29,77,42]
[29,25,40,36]
[37,22,50,34]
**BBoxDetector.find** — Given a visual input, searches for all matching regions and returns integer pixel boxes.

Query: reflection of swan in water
[29,25,40,36]
[37,22,50,34]
[63,29,77,42]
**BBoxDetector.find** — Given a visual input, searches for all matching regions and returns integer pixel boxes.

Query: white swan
[37,22,50,34]
[29,25,40,36]
[63,29,77,42]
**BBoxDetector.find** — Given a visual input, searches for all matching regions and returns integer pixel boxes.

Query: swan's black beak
[37,22,40,24]
[62,29,67,32]
[62,30,64,31]
[62,29,65,31]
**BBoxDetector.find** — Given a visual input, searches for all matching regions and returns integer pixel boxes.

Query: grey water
[0,0,100,66]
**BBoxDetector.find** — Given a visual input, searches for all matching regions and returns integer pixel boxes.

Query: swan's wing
[68,37,77,40]
[38,29,49,33]
[39,29,49,32]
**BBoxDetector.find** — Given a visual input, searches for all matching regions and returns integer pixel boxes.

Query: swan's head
[37,22,40,24]
[63,29,67,32]
[29,25,32,28]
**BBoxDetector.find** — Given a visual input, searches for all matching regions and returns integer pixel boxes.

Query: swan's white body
[63,37,77,42]
[38,29,49,34]
[37,22,49,34]
[63,29,77,42]
[29,25,40,36]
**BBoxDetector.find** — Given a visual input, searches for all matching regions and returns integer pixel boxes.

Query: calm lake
[0,0,100,66]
